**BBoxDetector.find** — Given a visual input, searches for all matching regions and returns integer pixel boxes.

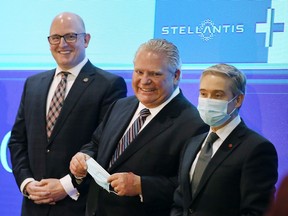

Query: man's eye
[200,92,206,97]
[215,94,223,99]
[51,36,60,40]
[150,72,162,77]
[66,34,76,39]
[153,73,162,77]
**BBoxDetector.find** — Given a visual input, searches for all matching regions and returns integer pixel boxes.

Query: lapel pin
[83,77,89,83]
[228,144,233,149]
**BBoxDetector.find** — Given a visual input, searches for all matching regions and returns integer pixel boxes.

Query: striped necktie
[110,108,151,166]
[46,72,69,139]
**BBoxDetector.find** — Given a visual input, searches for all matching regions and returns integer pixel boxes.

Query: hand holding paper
[86,158,115,194]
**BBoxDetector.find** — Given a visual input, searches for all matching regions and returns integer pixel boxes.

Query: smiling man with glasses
[47,13,91,71]
[8,12,127,216]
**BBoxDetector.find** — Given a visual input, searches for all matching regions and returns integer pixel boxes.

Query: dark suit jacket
[171,120,278,216]
[8,61,127,216]
[81,92,209,216]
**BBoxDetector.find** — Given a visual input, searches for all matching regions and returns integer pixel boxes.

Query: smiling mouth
[58,50,71,54]
[139,87,155,92]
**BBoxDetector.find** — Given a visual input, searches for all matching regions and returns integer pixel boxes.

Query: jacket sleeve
[8,79,32,188]
[240,140,278,215]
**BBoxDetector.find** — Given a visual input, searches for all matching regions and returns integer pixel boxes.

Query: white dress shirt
[125,87,180,135]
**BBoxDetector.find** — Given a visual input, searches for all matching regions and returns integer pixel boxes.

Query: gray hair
[201,63,247,95]
[134,39,181,73]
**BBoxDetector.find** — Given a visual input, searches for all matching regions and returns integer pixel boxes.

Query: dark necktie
[46,72,69,139]
[191,132,219,196]
[110,108,151,166]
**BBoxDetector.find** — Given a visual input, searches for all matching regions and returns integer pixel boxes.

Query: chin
[59,61,73,69]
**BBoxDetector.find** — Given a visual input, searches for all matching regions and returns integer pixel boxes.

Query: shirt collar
[212,115,241,142]
[137,87,180,117]
[55,57,88,77]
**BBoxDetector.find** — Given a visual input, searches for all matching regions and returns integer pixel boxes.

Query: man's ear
[173,69,181,85]
[235,94,244,108]
[84,33,91,47]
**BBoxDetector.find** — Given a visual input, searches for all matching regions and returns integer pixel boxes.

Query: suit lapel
[181,133,207,207]
[48,61,96,144]
[108,93,186,171]
[99,99,139,169]
[192,121,247,200]
[35,70,55,143]
[109,113,173,170]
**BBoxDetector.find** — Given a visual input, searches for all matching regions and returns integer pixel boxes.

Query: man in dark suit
[171,63,278,216]
[69,39,209,216]
[8,12,127,216]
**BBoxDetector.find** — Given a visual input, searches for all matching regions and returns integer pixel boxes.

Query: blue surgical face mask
[197,96,238,127]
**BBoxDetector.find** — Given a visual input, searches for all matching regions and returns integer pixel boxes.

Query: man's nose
[140,74,152,84]
[58,37,68,46]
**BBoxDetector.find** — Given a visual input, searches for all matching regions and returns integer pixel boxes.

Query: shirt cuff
[139,194,144,202]
[60,174,80,201]
[20,178,35,195]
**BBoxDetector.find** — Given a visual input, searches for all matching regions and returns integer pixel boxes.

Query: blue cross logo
[256,8,285,47]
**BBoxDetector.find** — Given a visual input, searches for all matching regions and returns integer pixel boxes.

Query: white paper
[86,158,111,192]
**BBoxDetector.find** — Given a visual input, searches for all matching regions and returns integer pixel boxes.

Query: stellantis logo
[256,8,285,47]
[198,19,244,41]
[161,19,244,41]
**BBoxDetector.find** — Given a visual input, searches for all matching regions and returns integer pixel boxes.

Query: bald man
[8,12,127,216]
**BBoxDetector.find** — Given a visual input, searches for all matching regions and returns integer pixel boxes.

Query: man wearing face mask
[171,63,278,216]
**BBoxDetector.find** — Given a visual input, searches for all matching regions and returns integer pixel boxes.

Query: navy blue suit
[9,61,127,216]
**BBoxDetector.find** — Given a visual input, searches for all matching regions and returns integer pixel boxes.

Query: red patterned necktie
[46,72,69,139]
[109,108,151,166]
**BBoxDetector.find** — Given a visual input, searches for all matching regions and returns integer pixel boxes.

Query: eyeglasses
[47,33,86,45]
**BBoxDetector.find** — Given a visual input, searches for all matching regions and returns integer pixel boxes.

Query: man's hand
[38,179,67,203]
[26,178,67,204]
[25,180,52,204]
[108,172,141,196]
[70,152,90,178]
